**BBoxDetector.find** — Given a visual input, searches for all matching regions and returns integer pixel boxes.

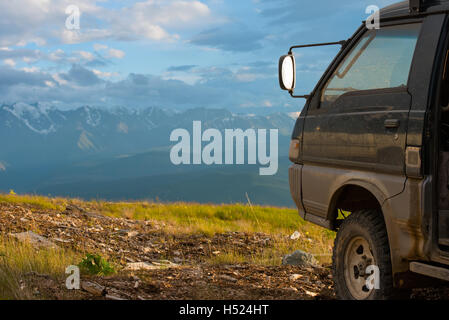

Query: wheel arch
[327,181,388,230]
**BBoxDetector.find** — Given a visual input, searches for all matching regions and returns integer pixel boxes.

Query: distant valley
[0,103,296,207]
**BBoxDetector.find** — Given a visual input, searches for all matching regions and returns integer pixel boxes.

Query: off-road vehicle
[280,0,449,300]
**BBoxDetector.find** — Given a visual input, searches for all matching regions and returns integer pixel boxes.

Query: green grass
[90,201,335,261]
[0,193,335,269]
[90,201,332,237]
[0,193,66,211]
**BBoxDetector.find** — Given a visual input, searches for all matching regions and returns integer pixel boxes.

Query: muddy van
[280,0,449,299]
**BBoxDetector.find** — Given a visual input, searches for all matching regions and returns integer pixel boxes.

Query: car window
[320,23,422,108]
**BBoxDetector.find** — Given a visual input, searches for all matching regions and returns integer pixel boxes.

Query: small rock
[123,260,179,271]
[289,274,303,281]
[9,231,58,250]
[282,250,318,268]
[81,281,106,296]
[304,289,318,297]
[53,238,72,244]
[219,275,238,282]
[290,231,301,240]
[212,251,221,255]
[173,257,183,264]
[118,230,139,237]
[105,294,127,300]
[64,204,84,214]
[123,262,154,271]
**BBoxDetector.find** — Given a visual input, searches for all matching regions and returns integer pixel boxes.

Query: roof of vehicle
[381,0,449,19]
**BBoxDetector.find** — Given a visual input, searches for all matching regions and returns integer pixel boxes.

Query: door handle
[384,119,400,129]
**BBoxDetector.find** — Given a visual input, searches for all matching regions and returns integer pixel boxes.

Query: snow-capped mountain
[0,103,294,169]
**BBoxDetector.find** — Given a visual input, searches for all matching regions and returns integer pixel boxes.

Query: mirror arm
[285,40,346,99]
[289,92,310,99]
[288,40,347,54]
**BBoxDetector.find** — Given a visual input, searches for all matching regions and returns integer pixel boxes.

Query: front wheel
[332,209,394,300]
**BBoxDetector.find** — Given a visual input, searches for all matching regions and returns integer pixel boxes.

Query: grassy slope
[0,194,335,299]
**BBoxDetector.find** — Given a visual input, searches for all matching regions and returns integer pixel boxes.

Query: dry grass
[0,193,335,293]
[89,201,336,262]
[0,237,81,299]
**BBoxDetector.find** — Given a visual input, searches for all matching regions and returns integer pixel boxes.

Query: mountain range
[0,103,296,207]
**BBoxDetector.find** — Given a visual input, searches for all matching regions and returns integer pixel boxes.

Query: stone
[173,257,183,264]
[289,274,303,281]
[290,231,301,240]
[81,281,106,296]
[282,250,318,267]
[105,294,126,300]
[118,229,139,237]
[304,289,318,297]
[9,231,58,250]
[123,260,179,271]
[219,275,238,282]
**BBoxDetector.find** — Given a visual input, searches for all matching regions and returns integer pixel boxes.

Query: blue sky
[0,0,398,112]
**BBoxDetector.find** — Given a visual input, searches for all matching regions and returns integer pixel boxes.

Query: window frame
[306,19,424,113]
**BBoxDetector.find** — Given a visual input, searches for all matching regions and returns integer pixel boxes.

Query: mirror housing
[278,54,296,92]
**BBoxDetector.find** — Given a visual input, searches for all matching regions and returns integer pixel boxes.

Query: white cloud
[22,66,40,73]
[48,49,65,61]
[52,73,68,85]
[92,69,118,78]
[45,80,56,88]
[93,43,108,51]
[108,48,125,59]
[3,59,15,67]
[78,51,95,61]
[263,100,273,107]
[0,0,216,46]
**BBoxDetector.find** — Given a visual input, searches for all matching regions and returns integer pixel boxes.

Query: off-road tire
[332,209,394,300]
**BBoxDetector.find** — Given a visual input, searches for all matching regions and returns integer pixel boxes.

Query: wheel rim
[343,236,376,300]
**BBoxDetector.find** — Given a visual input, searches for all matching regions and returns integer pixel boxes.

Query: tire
[332,209,394,300]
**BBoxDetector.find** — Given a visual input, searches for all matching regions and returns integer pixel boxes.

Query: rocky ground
[0,201,448,300]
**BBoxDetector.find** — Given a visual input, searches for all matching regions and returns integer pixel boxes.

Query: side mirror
[279,54,296,92]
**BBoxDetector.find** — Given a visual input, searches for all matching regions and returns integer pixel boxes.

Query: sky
[0,0,398,112]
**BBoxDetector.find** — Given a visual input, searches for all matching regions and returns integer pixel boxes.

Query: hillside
[1,194,448,300]
[0,193,335,300]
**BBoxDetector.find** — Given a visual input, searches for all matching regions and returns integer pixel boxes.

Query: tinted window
[321,24,421,108]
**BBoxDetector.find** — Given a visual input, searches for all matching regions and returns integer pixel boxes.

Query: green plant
[78,254,115,276]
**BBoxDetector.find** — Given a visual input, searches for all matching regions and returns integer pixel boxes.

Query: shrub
[78,254,115,276]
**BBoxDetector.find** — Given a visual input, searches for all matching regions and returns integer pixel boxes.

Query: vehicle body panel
[288,7,448,282]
